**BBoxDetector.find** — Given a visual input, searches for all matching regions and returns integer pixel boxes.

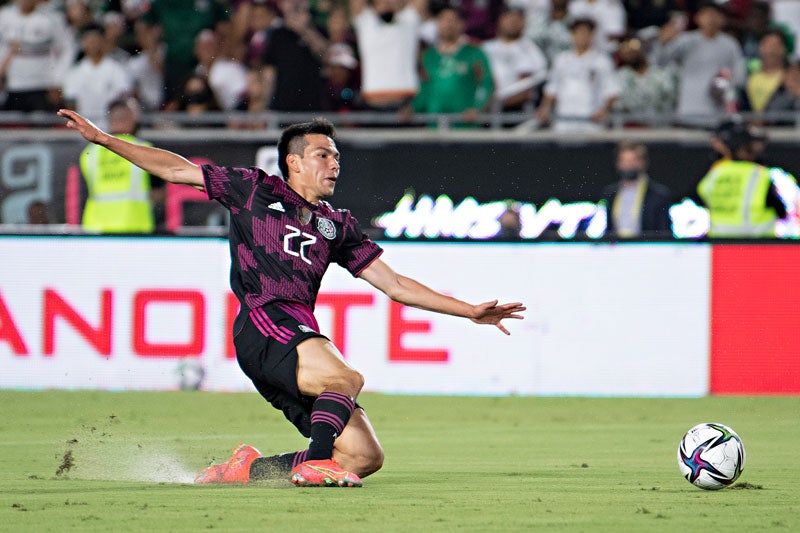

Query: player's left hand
[57,108,106,144]
[470,300,526,335]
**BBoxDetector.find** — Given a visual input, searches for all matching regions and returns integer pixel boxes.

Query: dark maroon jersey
[203,164,383,315]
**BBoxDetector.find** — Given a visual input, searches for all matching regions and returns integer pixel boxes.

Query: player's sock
[307,391,355,460]
[249,450,308,480]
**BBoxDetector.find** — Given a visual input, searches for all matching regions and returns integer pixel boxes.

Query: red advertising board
[710,244,800,394]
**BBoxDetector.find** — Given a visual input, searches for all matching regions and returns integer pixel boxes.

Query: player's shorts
[233,303,327,438]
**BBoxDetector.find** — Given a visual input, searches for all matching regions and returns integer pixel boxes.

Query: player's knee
[352,443,384,477]
[365,445,384,476]
[336,367,364,396]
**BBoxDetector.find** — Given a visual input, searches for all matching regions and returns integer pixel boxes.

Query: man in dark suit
[601,141,674,238]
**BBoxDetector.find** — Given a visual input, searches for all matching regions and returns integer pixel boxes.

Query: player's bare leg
[332,408,384,477]
[198,338,380,486]
[296,337,364,399]
[289,337,374,486]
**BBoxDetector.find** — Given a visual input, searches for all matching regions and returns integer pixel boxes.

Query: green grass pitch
[0,391,797,531]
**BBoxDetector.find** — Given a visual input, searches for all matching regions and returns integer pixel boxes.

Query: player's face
[297,134,341,200]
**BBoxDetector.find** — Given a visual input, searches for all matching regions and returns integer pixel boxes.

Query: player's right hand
[57,109,106,144]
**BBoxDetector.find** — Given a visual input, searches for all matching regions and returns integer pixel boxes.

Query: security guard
[698,121,786,237]
[80,98,155,233]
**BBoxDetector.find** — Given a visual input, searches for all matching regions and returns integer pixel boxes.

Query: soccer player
[57,109,526,487]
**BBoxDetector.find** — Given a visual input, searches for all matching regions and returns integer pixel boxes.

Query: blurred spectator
[0,0,75,112]
[623,0,681,31]
[738,32,800,124]
[324,43,361,111]
[536,18,620,131]
[651,1,746,127]
[172,73,223,118]
[121,0,151,20]
[243,0,280,68]
[496,201,522,240]
[600,141,672,237]
[448,0,505,41]
[327,5,357,46]
[229,66,271,128]
[102,10,131,64]
[613,37,676,121]
[142,0,231,104]
[79,98,157,234]
[568,0,627,52]
[62,23,132,130]
[740,30,787,113]
[64,0,95,41]
[351,0,426,111]
[194,29,248,111]
[483,6,548,112]
[261,0,329,111]
[412,6,494,124]
[306,0,334,29]
[514,0,550,43]
[126,19,165,111]
[697,120,786,237]
[730,1,794,71]
[776,61,800,110]
[771,0,800,61]
[528,0,572,65]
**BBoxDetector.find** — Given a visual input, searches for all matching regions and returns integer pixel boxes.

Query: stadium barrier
[12,236,797,396]
[2,109,800,130]
[3,128,800,239]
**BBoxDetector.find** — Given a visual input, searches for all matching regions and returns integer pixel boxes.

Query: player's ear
[286,153,302,174]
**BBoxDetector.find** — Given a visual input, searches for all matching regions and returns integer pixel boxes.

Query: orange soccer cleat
[194,444,262,484]
[290,459,362,487]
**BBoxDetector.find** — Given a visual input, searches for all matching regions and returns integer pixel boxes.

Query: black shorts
[233,304,327,438]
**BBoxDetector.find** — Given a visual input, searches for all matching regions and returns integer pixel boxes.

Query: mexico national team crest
[316,217,337,240]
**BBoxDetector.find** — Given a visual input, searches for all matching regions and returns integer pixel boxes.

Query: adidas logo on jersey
[268,202,285,212]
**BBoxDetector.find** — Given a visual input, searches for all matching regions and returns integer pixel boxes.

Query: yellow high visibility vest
[80,134,154,233]
[697,159,777,237]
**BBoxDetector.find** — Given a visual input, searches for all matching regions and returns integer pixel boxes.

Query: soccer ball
[677,422,745,490]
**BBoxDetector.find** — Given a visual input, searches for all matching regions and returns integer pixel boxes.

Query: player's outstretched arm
[57,109,205,190]
[358,258,525,335]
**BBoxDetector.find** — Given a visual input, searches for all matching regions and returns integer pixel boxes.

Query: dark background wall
[3,135,800,229]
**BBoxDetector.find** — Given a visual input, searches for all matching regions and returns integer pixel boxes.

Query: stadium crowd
[1,0,800,129]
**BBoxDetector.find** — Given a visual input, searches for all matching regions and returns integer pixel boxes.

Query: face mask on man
[617,169,641,182]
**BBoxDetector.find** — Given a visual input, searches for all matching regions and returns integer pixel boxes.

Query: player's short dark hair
[277,118,336,180]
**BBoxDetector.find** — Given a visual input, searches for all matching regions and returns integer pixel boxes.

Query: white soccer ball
[677,422,746,490]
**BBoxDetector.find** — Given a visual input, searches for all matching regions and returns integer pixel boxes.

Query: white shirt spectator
[509,0,551,41]
[126,45,165,111]
[544,48,620,131]
[0,2,75,91]
[353,5,421,106]
[205,59,249,111]
[63,56,132,130]
[568,0,626,51]
[528,8,572,65]
[483,36,547,104]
